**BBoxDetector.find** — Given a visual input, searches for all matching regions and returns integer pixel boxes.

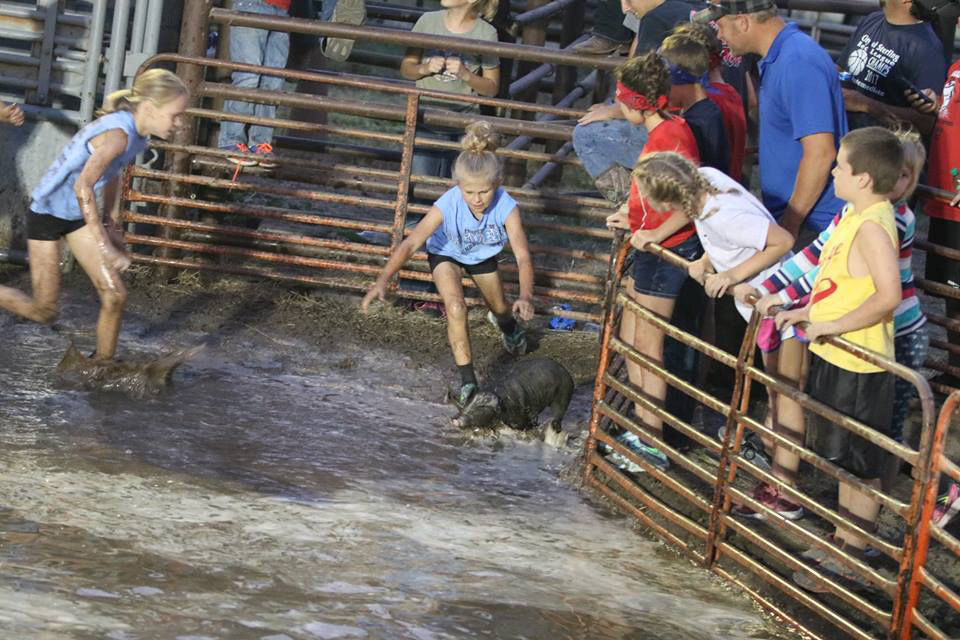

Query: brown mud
[2,261,956,638]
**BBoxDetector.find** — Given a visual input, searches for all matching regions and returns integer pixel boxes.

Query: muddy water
[0,308,796,640]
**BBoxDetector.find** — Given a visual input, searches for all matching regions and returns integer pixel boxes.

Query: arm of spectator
[705,222,794,298]
[905,87,941,114]
[0,102,24,126]
[630,210,688,251]
[447,58,499,97]
[803,221,899,343]
[843,88,936,135]
[578,102,624,125]
[760,214,836,304]
[400,48,445,80]
[779,132,836,239]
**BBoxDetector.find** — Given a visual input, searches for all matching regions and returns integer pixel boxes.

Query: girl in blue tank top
[362,122,535,408]
[0,69,188,360]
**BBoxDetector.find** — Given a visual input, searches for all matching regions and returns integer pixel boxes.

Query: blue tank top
[30,111,149,221]
[425,186,518,265]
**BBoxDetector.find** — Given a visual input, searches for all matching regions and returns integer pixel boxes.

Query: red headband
[616,81,668,113]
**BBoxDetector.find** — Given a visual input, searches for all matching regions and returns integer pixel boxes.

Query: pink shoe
[734,482,805,521]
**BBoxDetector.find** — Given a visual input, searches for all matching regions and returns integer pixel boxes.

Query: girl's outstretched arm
[361,205,444,312]
[504,207,534,321]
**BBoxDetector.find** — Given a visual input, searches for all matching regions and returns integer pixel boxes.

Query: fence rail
[583,235,952,639]
[123,50,611,321]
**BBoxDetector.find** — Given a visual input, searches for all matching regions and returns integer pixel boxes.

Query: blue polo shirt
[758,22,847,232]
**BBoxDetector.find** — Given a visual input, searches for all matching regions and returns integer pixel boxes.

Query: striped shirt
[759,200,926,338]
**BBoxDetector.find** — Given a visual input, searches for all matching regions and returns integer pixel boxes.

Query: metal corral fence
[121,7,624,322]
[0,0,168,125]
[583,239,960,639]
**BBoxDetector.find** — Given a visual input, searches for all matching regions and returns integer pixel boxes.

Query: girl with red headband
[604,52,703,472]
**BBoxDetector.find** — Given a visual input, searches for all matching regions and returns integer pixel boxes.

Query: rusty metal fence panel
[584,239,944,639]
[122,45,615,321]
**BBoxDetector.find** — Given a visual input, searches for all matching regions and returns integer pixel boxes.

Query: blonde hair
[453,121,501,184]
[892,125,926,200]
[99,69,188,116]
[470,0,499,20]
[632,152,717,219]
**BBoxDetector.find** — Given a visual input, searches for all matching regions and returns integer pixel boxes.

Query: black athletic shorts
[26,211,85,241]
[805,353,895,480]
[427,253,498,276]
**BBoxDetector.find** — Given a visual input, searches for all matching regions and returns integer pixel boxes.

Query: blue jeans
[411,124,459,179]
[218,0,290,148]
[572,117,648,180]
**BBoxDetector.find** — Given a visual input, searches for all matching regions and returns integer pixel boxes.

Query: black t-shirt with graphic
[840,11,946,128]
[683,98,730,175]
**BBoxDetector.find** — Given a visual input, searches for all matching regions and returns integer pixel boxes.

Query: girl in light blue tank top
[362,122,536,408]
[0,69,188,361]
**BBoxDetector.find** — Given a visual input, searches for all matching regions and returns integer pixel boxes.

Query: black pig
[453,357,574,439]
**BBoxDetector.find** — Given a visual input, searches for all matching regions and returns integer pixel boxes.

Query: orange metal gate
[584,238,956,640]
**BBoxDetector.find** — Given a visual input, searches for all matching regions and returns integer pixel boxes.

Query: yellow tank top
[808,201,897,373]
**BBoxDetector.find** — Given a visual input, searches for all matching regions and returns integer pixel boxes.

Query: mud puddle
[0,282,799,640]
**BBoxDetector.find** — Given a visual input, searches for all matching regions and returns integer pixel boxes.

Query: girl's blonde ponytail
[98,69,188,117]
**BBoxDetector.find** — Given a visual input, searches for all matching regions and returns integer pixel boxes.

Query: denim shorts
[631,233,702,298]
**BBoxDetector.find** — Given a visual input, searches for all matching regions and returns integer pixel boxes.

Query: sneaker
[253,143,277,168]
[933,481,960,527]
[223,143,257,166]
[800,534,882,563]
[502,326,527,355]
[733,482,804,520]
[615,431,670,471]
[457,383,477,409]
[412,301,446,318]
[322,0,366,62]
[607,451,645,475]
[571,34,625,56]
[793,555,873,593]
[717,426,772,471]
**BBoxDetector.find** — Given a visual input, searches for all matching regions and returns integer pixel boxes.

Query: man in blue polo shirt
[696,0,846,237]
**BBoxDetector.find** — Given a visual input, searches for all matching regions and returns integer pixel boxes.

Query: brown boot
[594,166,632,205]
[573,35,627,56]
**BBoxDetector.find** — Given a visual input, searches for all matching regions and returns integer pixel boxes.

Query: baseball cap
[693,0,777,22]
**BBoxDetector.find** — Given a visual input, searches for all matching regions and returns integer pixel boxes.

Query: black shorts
[427,253,498,276]
[26,211,85,241]
[805,354,895,480]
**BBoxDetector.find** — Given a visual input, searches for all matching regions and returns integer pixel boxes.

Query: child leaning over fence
[603,53,703,473]
[728,130,930,523]
[773,127,903,593]
[0,69,188,360]
[361,122,533,408]
[617,152,796,484]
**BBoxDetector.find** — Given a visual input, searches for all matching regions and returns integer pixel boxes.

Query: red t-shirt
[708,82,747,183]
[264,0,292,10]
[927,59,960,221]
[627,117,700,248]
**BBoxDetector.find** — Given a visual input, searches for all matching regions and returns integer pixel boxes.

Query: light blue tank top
[425,186,518,265]
[30,111,149,221]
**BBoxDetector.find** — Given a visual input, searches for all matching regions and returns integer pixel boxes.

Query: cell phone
[894,75,935,105]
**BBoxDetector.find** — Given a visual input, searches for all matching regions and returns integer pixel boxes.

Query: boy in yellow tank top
[776,127,904,592]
